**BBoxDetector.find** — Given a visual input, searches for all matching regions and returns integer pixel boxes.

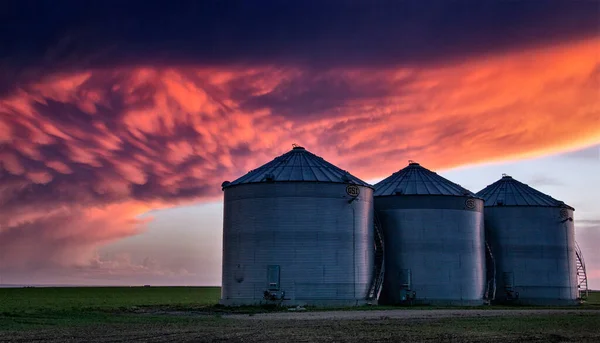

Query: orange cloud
[0,37,598,276]
[286,38,600,176]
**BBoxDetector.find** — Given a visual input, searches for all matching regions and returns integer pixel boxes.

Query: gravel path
[226,308,599,320]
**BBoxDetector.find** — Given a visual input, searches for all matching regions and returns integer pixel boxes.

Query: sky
[0,1,599,289]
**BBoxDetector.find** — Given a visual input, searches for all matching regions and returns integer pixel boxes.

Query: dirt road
[226,308,599,320]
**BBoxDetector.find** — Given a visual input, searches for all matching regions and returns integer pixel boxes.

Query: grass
[0,286,220,313]
[586,290,600,304]
[0,286,220,331]
[0,287,598,342]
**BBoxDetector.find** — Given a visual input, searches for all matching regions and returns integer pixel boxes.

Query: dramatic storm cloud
[1,1,599,282]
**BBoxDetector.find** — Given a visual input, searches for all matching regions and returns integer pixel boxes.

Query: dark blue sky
[2,1,598,68]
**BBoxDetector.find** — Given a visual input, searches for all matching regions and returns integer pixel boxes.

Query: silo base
[416,299,485,306]
[220,298,373,308]
[492,298,579,306]
[380,298,486,306]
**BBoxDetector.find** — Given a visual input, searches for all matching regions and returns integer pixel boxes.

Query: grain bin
[374,161,486,305]
[220,145,374,306]
[476,174,578,305]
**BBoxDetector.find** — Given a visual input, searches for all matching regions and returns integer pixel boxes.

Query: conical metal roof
[374,161,476,197]
[222,145,372,189]
[476,174,573,209]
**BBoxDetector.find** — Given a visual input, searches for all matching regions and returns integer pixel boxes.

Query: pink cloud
[26,170,53,184]
[0,37,598,281]
[46,161,73,174]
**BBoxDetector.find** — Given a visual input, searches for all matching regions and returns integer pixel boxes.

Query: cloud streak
[2,1,599,97]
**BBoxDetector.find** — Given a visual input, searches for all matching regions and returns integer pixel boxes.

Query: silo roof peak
[476,175,574,209]
[222,146,372,189]
[374,162,477,197]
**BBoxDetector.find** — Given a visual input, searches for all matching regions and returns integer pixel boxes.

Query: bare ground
[1,309,598,343]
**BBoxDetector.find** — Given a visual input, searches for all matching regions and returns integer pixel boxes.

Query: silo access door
[267,265,280,291]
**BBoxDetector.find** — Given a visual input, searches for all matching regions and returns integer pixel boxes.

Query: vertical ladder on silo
[575,242,588,300]
[367,214,385,301]
[484,241,496,301]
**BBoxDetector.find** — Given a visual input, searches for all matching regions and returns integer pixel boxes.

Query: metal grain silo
[476,174,578,305]
[220,145,375,306]
[374,161,486,305]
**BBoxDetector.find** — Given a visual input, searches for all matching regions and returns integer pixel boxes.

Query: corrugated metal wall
[484,206,578,304]
[221,182,374,306]
[376,196,486,305]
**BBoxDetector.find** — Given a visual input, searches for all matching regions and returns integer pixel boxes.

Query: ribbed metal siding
[376,196,485,305]
[221,182,374,306]
[484,206,577,304]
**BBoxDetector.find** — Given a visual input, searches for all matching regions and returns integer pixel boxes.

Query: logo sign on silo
[346,184,360,197]
[465,198,476,210]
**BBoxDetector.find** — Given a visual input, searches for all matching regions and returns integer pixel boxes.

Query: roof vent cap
[292,143,305,150]
[263,173,275,182]
[221,181,231,188]
[502,173,512,179]
[408,160,419,166]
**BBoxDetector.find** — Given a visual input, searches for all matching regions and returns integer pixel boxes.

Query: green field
[0,287,221,333]
[1,287,599,342]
